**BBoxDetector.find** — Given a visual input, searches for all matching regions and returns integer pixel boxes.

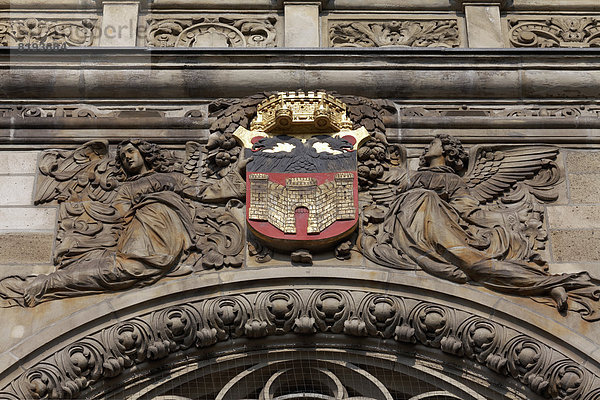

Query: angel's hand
[235,149,253,179]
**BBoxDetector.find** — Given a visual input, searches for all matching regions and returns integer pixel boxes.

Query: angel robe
[363,166,600,319]
[0,170,246,307]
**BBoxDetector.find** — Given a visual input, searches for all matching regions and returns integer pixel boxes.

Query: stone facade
[1,0,600,399]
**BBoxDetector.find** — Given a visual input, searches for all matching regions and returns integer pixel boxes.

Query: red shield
[245,135,358,251]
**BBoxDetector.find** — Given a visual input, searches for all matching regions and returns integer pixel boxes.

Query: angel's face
[422,138,445,166]
[120,143,148,176]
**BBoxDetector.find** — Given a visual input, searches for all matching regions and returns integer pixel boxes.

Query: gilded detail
[248,173,355,234]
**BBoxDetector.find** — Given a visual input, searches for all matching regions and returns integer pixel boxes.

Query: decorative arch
[1,267,598,399]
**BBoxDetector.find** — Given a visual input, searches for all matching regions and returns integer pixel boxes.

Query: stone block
[284,2,320,47]
[547,205,600,229]
[0,207,56,231]
[0,176,35,206]
[550,230,600,262]
[547,263,600,280]
[100,1,140,46]
[568,174,600,204]
[0,151,39,175]
[464,5,503,48]
[0,233,54,264]
[566,151,600,173]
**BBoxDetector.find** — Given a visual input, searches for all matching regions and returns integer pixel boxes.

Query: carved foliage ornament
[1,92,599,324]
[0,18,97,47]
[146,16,277,47]
[1,289,598,399]
[509,17,600,48]
[329,19,460,48]
[0,139,246,307]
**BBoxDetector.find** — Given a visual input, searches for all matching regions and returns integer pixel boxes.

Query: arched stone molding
[1,266,599,399]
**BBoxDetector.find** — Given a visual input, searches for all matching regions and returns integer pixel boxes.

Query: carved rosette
[146,16,278,47]
[329,19,460,48]
[509,17,600,48]
[2,289,598,400]
[0,18,97,46]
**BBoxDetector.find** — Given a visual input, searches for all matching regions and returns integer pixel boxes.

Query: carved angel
[0,139,247,307]
[361,134,600,320]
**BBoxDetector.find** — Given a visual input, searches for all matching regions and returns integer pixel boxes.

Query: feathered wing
[464,145,560,205]
[33,141,123,266]
[34,140,120,205]
[180,141,202,180]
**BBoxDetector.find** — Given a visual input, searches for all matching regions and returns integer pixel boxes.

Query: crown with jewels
[250,91,354,134]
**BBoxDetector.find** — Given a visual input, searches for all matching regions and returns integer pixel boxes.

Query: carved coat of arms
[234,92,369,253]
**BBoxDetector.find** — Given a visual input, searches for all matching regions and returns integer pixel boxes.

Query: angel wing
[464,145,559,204]
[369,143,408,204]
[179,141,202,180]
[34,140,120,205]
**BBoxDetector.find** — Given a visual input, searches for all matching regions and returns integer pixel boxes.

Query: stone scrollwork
[1,288,599,399]
[329,19,460,48]
[0,18,97,47]
[146,16,278,47]
[509,17,600,48]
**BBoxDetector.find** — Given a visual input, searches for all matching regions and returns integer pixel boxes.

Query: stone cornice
[1,0,600,11]
[1,48,600,100]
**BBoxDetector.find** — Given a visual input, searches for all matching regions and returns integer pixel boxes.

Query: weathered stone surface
[568,173,600,204]
[284,2,320,46]
[551,230,600,262]
[0,207,56,231]
[0,151,38,174]
[566,151,600,173]
[464,5,504,48]
[100,1,139,46]
[547,205,600,229]
[0,176,35,205]
[0,233,53,264]
[548,262,600,279]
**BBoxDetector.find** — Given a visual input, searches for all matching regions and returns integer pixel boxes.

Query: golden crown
[250,91,354,134]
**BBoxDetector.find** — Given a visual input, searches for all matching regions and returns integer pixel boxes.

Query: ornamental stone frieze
[328,19,461,48]
[509,17,600,48]
[145,15,279,47]
[0,18,98,46]
[1,91,600,399]
[1,284,599,399]
[0,91,598,324]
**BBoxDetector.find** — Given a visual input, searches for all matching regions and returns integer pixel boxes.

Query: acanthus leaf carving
[3,289,598,400]
[310,290,354,334]
[459,317,506,373]
[0,18,97,46]
[150,305,200,353]
[329,20,460,48]
[204,295,252,340]
[100,320,153,377]
[509,17,600,48]
[504,335,551,394]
